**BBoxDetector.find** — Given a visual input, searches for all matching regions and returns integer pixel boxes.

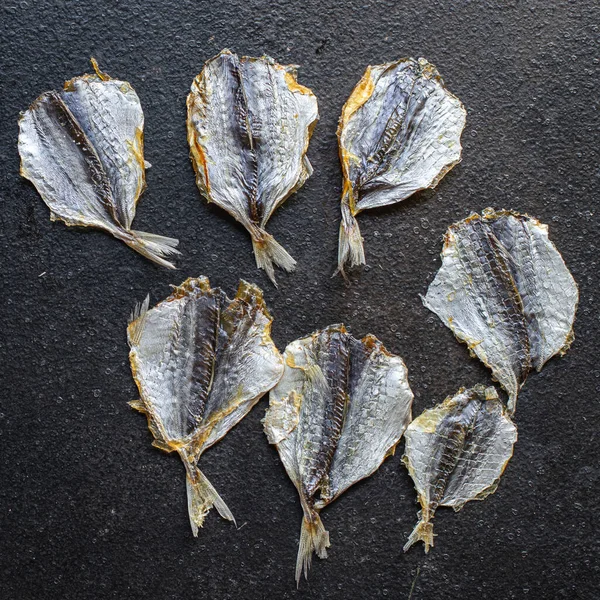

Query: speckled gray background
[0,1,598,598]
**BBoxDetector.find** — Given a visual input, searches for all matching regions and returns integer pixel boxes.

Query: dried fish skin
[128,277,284,535]
[18,60,179,268]
[337,58,466,274]
[187,49,319,285]
[423,208,578,413]
[403,385,517,553]
[264,324,413,583]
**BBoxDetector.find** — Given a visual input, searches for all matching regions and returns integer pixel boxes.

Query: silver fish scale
[62,77,144,230]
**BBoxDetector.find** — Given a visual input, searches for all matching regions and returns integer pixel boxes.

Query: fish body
[424,208,578,413]
[128,277,283,535]
[264,324,413,584]
[403,385,517,552]
[187,49,319,285]
[18,60,179,268]
[337,57,466,274]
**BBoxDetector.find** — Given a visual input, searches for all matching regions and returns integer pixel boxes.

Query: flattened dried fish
[424,208,578,413]
[128,277,284,535]
[403,385,517,553]
[337,58,466,274]
[18,60,179,268]
[264,324,413,583]
[187,49,319,285]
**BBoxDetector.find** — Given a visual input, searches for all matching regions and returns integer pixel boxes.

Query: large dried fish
[424,208,578,413]
[264,324,413,583]
[187,49,319,285]
[127,276,284,535]
[403,385,517,553]
[337,58,466,274]
[18,60,179,268]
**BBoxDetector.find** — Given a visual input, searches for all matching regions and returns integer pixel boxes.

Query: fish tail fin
[336,203,365,277]
[403,516,434,553]
[121,230,180,269]
[250,226,296,286]
[185,464,236,537]
[295,511,330,586]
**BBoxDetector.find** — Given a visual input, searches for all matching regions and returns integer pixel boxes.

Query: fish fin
[295,511,330,586]
[122,230,181,269]
[128,294,150,345]
[336,205,365,277]
[185,464,235,537]
[403,517,434,553]
[250,227,296,286]
[128,399,146,413]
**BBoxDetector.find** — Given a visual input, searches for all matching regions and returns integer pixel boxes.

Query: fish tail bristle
[295,512,330,586]
[337,209,365,275]
[129,294,150,325]
[403,518,434,553]
[251,228,296,286]
[122,230,181,269]
[185,465,235,537]
[128,294,150,346]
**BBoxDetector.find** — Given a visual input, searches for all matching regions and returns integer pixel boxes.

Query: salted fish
[424,208,578,413]
[337,58,466,274]
[18,59,179,268]
[403,385,517,552]
[187,49,319,285]
[263,324,413,583]
[127,277,284,535]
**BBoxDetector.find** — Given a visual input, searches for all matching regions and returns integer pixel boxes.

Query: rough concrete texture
[0,1,598,598]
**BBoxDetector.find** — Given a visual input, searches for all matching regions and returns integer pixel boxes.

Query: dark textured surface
[0,1,598,598]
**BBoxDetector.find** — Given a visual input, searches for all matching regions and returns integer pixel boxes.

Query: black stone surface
[0,1,598,598]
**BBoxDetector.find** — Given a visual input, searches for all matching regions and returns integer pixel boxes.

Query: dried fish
[337,58,466,274]
[127,276,284,535]
[424,208,578,413]
[187,49,319,285]
[264,324,413,583]
[18,59,179,268]
[403,385,517,553]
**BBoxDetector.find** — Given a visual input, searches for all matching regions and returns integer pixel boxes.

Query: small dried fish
[264,324,413,583]
[18,59,179,268]
[337,58,466,274]
[187,49,319,285]
[403,385,517,553]
[424,208,578,413]
[127,276,284,535]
